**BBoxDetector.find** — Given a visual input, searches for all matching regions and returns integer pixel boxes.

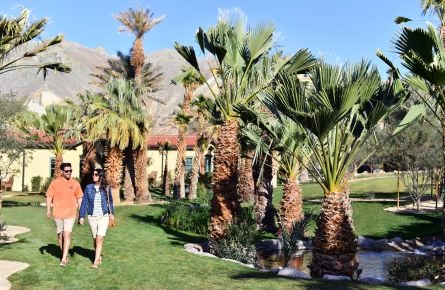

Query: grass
[0,176,442,289]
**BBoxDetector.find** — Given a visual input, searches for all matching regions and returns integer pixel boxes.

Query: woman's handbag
[106,186,116,228]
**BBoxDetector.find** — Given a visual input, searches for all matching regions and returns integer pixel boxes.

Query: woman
[79,168,114,268]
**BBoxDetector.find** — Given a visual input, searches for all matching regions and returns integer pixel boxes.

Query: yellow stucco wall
[7,146,202,191]
[10,147,83,191]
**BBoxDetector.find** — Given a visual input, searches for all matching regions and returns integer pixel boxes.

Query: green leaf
[394,16,412,24]
[392,104,426,135]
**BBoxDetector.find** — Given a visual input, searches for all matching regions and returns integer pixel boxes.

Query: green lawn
[0,176,441,289]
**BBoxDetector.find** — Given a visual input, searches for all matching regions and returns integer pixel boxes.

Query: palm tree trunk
[309,191,359,279]
[123,146,136,201]
[55,153,63,178]
[209,120,241,253]
[188,139,204,200]
[173,126,186,199]
[134,142,151,203]
[238,151,254,202]
[80,141,97,189]
[252,153,276,233]
[104,146,124,204]
[163,150,171,197]
[280,177,304,233]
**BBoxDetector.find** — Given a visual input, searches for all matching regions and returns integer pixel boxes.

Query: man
[46,162,83,266]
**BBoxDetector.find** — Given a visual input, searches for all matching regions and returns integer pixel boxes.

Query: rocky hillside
[0,41,209,134]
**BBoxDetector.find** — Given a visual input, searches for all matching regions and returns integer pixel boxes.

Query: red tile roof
[147,135,198,149]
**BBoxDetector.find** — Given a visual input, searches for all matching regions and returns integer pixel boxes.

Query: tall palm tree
[0,8,70,77]
[173,111,192,199]
[115,7,165,203]
[267,61,407,278]
[92,51,163,201]
[175,10,294,251]
[172,68,204,199]
[188,95,214,199]
[14,105,79,178]
[83,78,146,203]
[158,140,172,196]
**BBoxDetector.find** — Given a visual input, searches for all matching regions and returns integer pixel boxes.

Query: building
[6,135,213,192]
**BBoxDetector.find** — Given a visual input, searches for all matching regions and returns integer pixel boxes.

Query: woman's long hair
[93,168,107,192]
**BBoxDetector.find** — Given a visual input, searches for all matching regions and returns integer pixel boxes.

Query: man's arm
[46,196,52,219]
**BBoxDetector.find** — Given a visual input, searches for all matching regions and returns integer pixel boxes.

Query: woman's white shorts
[87,214,109,238]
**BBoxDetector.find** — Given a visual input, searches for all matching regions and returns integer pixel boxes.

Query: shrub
[40,177,53,193]
[388,256,443,284]
[0,218,9,241]
[31,176,42,192]
[162,201,210,235]
[196,183,212,205]
[212,207,260,264]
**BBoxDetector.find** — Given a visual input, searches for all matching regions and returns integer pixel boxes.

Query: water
[257,250,416,279]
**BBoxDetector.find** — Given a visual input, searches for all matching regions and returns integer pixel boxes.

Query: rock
[358,236,376,250]
[257,239,283,251]
[390,237,403,244]
[414,239,425,247]
[278,267,311,279]
[184,243,203,253]
[399,279,431,287]
[400,242,414,251]
[221,258,255,268]
[193,252,218,258]
[387,241,406,252]
[360,277,385,285]
[260,268,281,274]
[322,274,351,281]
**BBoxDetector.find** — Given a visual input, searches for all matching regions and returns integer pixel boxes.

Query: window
[49,157,56,177]
[185,157,193,172]
[205,154,213,173]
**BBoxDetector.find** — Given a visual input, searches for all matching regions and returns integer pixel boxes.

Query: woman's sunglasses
[93,172,100,177]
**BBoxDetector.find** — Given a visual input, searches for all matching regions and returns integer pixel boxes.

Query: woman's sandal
[91,262,100,269]
[59,257,68,267]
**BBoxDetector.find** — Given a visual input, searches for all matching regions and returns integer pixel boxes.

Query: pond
[257,249,417,279]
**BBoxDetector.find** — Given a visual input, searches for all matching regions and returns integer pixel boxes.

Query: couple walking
[45,163,115,268]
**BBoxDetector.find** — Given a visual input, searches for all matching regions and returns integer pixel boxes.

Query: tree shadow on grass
[129,214,205,246]
[2,200,34,207]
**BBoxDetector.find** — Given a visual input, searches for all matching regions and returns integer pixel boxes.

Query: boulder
[322,274,351,281]
[278,267,311,279]
[360,277,385,285]
[399,279,431,287]
[257,239,283,251]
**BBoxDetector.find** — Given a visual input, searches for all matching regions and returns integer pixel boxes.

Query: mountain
[0,40,209,134]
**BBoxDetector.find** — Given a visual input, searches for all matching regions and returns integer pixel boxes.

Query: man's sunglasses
[64,170,73,173]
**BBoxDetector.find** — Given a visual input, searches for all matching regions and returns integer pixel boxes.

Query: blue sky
[0,0,435,75]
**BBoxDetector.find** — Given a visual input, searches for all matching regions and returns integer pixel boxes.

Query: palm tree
[172,68,204,199]
[158,141,172,196]
[0,8,70,77]
[267,61,407,278]
[237,105,310,233]
[175,10,292,252]
[83,78,146,203]
[115,7,165,203]
[420,0,445,43]
[389,23,445,185]
[92,51,163,201]
[188,95,214,199]
[14,105,79,178]
[172,111,192,199]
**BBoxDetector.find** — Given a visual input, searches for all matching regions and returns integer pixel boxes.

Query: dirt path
[0,226,30,290]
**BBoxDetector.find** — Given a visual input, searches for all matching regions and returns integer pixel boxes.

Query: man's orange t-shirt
[46,177,83,219]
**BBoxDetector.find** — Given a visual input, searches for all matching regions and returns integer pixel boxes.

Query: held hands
[109,214,114,220]
[78,218,84,225]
